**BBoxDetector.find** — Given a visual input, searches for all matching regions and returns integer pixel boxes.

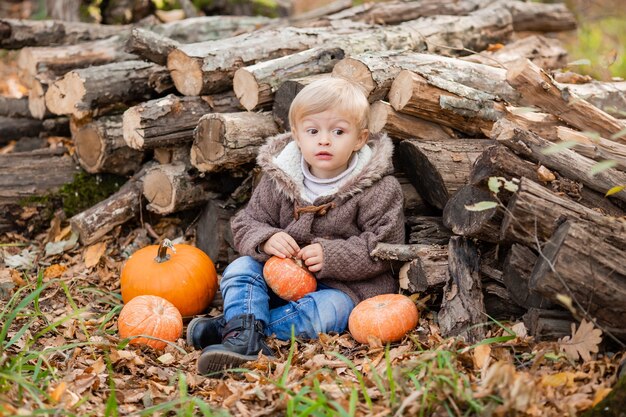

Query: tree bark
[439,237,486,344]
[502,244,552,309]
[196,198,237,271]
[506,59,626,140]
[0,96,30,118]
[190,112,279,173]
[396,175,434,217]
[122,94,234,150]
[397,139,494,210]
[126,28,181,66]
[0,116,43,144]
[0,18,124,49]
[272,73,331,131]
[482,281,527,321]
[492,119,626,202]
[233,47,345,111]
[142,161,220,214]
[462,34,568,71]
[556,126,626,169]
[442,184,503,243]
[45,60,170,119]
[73,114,144,175]
[398,244,449,296]
[369,101,457,141]
[501,177,626,247]
[567,81,626,119]
[0,147,79,205]
[523,308,575,341]
[152,15,274,44]
[69,162,155,245]
[530,220,626,339]
[406,216,452,246]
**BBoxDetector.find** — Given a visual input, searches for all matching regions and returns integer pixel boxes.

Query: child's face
[293,109,368,179]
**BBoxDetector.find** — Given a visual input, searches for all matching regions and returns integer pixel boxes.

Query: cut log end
[74,124,104,173]
[369,100,388,134]
[191,116,225,171]
[45,72,86,116]
[233,68,260,111]
[332,58,375,96]
[389,69,414,111]
[167,48,204,96]
[28,79,46,120]
[143,169,174,213]
[122,108,145,149]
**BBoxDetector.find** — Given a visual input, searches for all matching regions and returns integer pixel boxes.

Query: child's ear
[354,129,369,150]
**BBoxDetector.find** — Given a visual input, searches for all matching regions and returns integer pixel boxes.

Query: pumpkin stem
[156,239,176,263]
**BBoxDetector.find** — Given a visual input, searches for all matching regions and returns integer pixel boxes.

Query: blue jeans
[220,256,355,340]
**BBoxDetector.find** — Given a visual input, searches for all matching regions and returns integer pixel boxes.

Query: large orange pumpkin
[263,256,317,301]
[118,295,183,349]
[348,294,419,344]
[120,239,217,317]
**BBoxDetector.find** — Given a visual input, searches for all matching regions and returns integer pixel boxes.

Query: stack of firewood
[2,0,625,344]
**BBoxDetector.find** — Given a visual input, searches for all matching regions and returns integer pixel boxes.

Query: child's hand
[262,232,300,258]
[298,243,324,273]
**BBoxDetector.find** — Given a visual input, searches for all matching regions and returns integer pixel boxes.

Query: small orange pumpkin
[120,239,217,317]
[263,256,317,301]
[348,294,419,344]
[118,295,183,349]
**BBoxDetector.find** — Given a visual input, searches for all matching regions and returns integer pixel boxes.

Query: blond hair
[289,76,370,131]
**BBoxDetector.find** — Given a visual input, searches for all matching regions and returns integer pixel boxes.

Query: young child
[187,76,405,375]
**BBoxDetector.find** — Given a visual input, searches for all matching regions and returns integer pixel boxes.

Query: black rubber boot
[186,315,226,350]
[197,314,275,375]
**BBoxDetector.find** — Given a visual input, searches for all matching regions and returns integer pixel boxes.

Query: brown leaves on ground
[0,219,624,416]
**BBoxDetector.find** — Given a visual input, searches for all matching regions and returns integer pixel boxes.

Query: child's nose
[318,132,331,145]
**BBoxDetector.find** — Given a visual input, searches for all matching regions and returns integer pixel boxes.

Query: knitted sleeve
[230,175,284,262]
[313,175,405,281]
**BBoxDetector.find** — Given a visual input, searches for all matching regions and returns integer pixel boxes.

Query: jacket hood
[256,131,395,203]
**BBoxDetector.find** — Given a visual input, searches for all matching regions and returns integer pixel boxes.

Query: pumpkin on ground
[120,239,217,317]
[348,293,419,344]
[117,294,183,349]
[263,256,317,301]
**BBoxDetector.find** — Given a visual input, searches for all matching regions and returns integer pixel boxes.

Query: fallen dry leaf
[559,319,603,362]
[473,344,492,370]
[84,242,107,269]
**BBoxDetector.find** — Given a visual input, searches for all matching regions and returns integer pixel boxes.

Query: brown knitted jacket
[230,131,405,304]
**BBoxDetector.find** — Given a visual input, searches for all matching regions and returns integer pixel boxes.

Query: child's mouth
[315,152,332,160]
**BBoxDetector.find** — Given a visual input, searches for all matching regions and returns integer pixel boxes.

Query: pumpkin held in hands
[263,256,317,301]
[118,295,183,349]
[348,294,419,344]
[120,239,217,317]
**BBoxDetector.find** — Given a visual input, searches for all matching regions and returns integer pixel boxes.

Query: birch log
[191,112,279,173]
[73,114,144,175]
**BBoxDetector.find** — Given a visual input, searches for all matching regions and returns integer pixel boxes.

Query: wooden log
[396,175,434,217]
[233,47,345,111]
[469,143,625,216]
[153,146,190,165]
[397,243,448,296]
[45,60,169,119]
[73,114,144,175]
[370,243,426,262]
[0,96,30,118]
[501,177,626,247]
[530,220,626,338]
[397,139,495,210]
[502,244,552,309]
[523,308,575,341]
[333,51,519,104]
[502,106,561,142]
[0,116,43,144]
[506,59,626,140]
[169,5,514,96]
[482,281,527,320]
[290,0,352,21]
[126,27,180,66]
[406,216,452,246]
[567,81,626,119]
[17,36,137,81]
[102,0,154,24]
[69,162,154,245]
[142,161,220,214]
[196,198,237,270]
[28,77,51,120]
[504,1,576,32]
[190,112,279,173]
[462,34,568,71]
[556,126,626,169]
[442,184,503,243]
[492,118,626,202]
[272,73,330,131]
[0,18,124,49]
[150,15,274,44]
[369,101,456,141]
[439,237,486,343]
[389,69,506,136]
[0,147,79,205]
[122,94,233,150]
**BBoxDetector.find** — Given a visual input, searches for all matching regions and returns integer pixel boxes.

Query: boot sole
[198,350,261,376]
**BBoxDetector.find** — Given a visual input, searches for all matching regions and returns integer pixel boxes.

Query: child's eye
[333,129,344,136]
[306,128,318,135]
